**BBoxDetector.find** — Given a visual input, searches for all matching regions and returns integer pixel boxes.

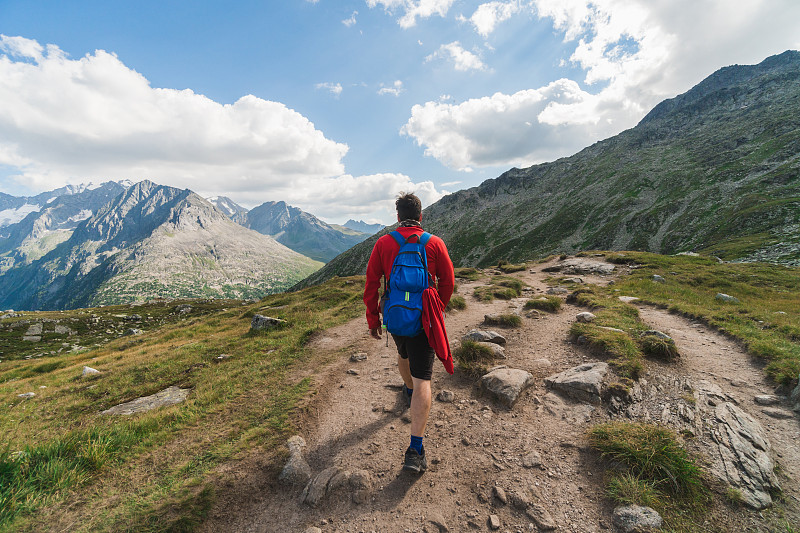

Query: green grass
[524,295,562,313]
[445,295,467,312]
[474,276,524,302]
[641,334,680,361]
[0,276,366,531]
[497,261,527,273]
[454,267,481,281]
[454,340,499,377]
[592,252,800,384]
[588,422,710,530]
[485,314,522,328]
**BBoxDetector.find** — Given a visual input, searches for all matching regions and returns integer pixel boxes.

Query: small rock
[251,314,286,331]
[462,330,506,345]
[480,368,534,407]
[493,486,507,505]
[82,366,101,377]
[175,304,193,314]
[350,352,368,362]
[426,510,449,532]
[761,407,795,420]
[618,296,639,303]
[303,528,323,533]
[437,390,455,403]
[346,369,360,375]
[652,274,665,283]
[641,330,672,341]
[575,312,595,323]
[546,287,568,295]
[23,336,42,342]
[477,342,506,359]
[123,328,142,336]
[526,503,557,530]
[215,354,232,362]
[612,505,663,532]
[522,451,542,468]
[715,293,740,303]
[17,392,36,399]
[754,395,781,406]
[488,514,501,530]
[349,469,372,504]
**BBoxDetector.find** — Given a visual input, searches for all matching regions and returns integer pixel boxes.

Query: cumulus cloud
[404,0,800,170]
[0,36,446,224]
[342,11,358,27]
[367,0,455,28]
[378,80,404,96]
[467,1,521,37]
[316,81,343,96]
[426,42,487,71]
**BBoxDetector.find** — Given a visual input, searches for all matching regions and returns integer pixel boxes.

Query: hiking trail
[200,258,800,533]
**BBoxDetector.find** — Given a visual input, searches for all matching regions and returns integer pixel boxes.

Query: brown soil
[200,260,800,533]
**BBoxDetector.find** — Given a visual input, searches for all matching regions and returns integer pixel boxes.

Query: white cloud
[0,36,349,197]
[403,0,800,170]
[342,11,358,27]
[426,42,487,71]
[468,1,521,37]
[316,81,343,96]
[367,0,456,28]
[378,80,404,96]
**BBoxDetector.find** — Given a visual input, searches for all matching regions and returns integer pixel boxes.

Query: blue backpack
[383,231,432,337]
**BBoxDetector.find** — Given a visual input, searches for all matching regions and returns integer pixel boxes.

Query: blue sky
[1,0,799,223]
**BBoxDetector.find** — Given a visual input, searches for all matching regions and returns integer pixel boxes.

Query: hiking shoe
[403,447,428,474]
[402,384,413,408]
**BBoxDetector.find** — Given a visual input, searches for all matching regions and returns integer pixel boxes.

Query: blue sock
[410,435,423,454]
[406,386,413,397]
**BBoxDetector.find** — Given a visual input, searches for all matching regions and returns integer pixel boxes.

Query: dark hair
[396,192,422,221]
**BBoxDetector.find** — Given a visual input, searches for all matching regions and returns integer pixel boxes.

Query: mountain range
[0,181,321,310]
[298,50,800,288]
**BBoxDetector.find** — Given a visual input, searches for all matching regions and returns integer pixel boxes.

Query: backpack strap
[390,231,405,247]
[419,232,432,286]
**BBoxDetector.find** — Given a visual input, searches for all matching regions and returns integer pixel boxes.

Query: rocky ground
[200,258,800,533]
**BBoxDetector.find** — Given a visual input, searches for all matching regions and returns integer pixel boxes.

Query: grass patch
[454,267,481,281]
[474,277,524,302]
[454,340,499,377]
[641,334,680,361]
[589,422,710,530]
[446,295,467,312]
[497,261,527,273]
[485,314,522,328]
[571,322,643,379]
[524,296,562,313]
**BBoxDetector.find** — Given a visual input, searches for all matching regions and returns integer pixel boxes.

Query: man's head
[396,192,422,222]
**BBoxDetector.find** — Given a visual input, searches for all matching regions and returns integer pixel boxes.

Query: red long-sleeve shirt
[364,226,455,331]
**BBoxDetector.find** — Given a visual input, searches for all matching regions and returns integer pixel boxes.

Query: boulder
[715,293,740,303]
[480,368,534,407]
[301,466,351,507]
[576,312,596,323]
[82,366,101,377]
[462,330,506,345]
[545,362,609,404]
[349,469,372,504]
[25,323,43,336]
[251,314,286,331]
[612,505,663,532]
[101,386,189,415]
[753,395,781,406]
[652,274,665,283]
[436,390,455,403]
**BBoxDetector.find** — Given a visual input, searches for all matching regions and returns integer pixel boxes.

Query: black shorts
[393,331,435,381]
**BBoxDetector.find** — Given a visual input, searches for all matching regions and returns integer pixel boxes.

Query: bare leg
[398,355,413,389]
[410,377,432,440]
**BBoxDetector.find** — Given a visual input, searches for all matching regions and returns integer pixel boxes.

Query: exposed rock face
[545,362,609,404]
[101,386,190,415]
[612,505,663,532]
[709,402,780,509]
[557,258,616,275]
[462,330,506,345]
[480,368,534,407]
[301,466,371,507]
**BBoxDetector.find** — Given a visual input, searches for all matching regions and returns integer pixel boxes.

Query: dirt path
[202,261,799,533]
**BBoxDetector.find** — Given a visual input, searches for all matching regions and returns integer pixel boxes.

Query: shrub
[498,262,526,273]
[473,278,524,302]
[606,473,660,507]
[525,296,562,313]
[570,323,643,379]
[485,314,522,328]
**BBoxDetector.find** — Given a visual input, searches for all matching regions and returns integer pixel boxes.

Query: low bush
[446,295,467,312]
[641,334,679,361]
[454,267,480,281]
[454,340,498,377]
[498,262,526,273]
[485,314,522,328]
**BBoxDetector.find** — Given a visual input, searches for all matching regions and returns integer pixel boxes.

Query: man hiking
[364,192,455,473]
